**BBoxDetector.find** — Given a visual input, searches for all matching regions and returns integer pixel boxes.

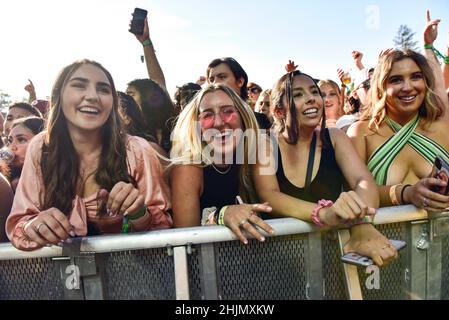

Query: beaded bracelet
[217,206,228,226]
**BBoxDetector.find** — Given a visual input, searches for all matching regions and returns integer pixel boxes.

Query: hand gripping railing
[1,205,448,300]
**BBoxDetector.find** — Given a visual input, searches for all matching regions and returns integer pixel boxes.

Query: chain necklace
[211,163,232,175]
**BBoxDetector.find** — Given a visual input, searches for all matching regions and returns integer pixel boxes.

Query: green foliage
[393,25,419,51]
[0,90,12,113]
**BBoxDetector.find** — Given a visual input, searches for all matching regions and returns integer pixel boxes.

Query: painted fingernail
[243,240,248,245]
[69,231,76,237]
[260,236,265,242]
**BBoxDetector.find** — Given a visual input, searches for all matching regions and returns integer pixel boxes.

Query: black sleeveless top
[276,129,343,203]
[200,164,240,212]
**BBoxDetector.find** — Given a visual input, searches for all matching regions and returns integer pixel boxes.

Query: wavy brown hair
[367,49,444,131]
[41,59,135,216]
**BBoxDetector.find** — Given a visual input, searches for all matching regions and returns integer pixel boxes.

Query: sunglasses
[248,87,261,94]
[198,105,238,128]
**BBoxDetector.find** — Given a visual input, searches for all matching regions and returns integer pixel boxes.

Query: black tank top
[276,129,343,203]
[199,164,240,212]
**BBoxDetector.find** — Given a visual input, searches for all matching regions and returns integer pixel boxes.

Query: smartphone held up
[430,156,449,196]
[129,8,148,36]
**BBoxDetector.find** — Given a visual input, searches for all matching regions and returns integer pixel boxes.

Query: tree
[0,90,12,114]
[393,25,419,51]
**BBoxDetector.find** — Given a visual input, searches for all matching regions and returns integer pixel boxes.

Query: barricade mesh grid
[358,223,407,300]
[102,248,175,300]
[322,231,347,300]
[441,235,449,299]
[0,257,64,300]
[187,245,203,300]
[214,234,308,300]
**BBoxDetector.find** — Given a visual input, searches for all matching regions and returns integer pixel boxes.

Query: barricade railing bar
[1,205,448,300]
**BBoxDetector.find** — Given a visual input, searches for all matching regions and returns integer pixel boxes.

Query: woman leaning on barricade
[347,48,449,213]
[170,83,274,244]
[6,59,172,251]
[252,71,397,267]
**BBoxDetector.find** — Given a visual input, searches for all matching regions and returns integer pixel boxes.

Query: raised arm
[352,51,365,71]
[24,79,37,103]
[443,33,449,90]
[423,10,449,118]
[131,17,167,91]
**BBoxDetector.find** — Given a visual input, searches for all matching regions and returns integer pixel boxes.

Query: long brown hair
[41,59,135,215]
[271,71,328,147]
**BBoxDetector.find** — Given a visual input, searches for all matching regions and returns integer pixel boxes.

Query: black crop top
[199,164,240,212]
[276,129,343,203]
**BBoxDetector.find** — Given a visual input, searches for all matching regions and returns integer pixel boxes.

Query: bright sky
[0,0,448,102]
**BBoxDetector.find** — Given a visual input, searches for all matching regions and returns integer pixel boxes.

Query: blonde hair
[318,79,344,118]
[367,49,444,131]
[170,84,261,202]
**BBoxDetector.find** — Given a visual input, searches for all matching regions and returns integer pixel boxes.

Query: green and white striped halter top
[367,115,449,185]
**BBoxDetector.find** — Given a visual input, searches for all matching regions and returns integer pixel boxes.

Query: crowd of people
[0,9,448,270]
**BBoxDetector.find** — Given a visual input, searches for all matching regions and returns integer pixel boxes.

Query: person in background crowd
[6,59,172,251]
[117,91,167,157]
[0,117,45,192]
[206,57,271,130]
[254,89,273,124]
[254,70,397,266]
[318,79,344,128]
[173,82,202,115]
[247,82,262,110]
[126,78,175,153]
[2,102,42,137]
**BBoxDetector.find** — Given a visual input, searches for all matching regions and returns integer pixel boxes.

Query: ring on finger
[239,220,248,227]
[34,222,46,234]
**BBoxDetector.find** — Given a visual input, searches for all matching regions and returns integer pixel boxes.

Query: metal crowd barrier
[1,205,449,300]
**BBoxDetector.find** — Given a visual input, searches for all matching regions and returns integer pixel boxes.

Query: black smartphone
[129,8,148,35]
[341,239,407,267]
[430,156,449,195]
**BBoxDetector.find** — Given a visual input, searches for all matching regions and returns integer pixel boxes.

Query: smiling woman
[170,84,274,244]
[6,59,172,251]
[348,49,449,212]
[252,71,398,267]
